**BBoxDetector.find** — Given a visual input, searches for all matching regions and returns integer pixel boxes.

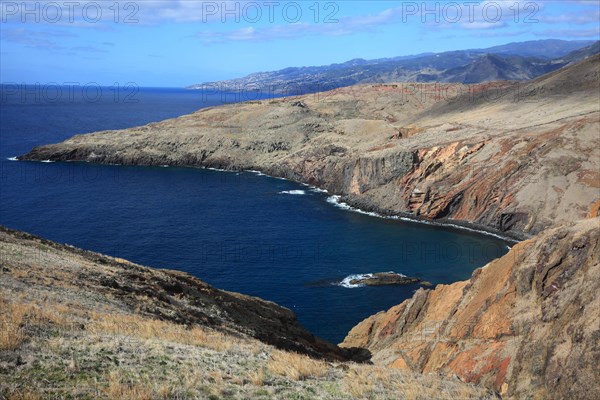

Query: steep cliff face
[341,218,600,399]
[21,56,600,239]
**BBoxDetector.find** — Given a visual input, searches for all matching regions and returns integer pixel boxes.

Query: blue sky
[1,0,599,87]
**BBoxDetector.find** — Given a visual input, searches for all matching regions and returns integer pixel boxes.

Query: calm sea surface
[0,86,509,343]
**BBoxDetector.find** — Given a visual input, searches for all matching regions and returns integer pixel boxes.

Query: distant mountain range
[188,39,599,94]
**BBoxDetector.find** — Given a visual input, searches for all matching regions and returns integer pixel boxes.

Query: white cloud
[0,0,240,25]
[543,10,600,25]
[194,6,403,43]
[0,27,73,49]
[191,1,553,44]
[4,0,598,45]
[536,28,600,38]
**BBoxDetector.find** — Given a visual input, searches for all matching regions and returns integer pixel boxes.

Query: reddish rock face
[341,219,600,399]
[589,200,600,218]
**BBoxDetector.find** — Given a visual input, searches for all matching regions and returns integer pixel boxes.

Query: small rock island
[348,272,421,286]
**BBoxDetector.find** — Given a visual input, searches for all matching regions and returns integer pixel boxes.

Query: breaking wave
[279,190,306,195]
[326,195,379,217]
[326,195,515,243]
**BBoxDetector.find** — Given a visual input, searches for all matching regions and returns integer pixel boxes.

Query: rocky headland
[21,55,600,239]
[10,55,600,398]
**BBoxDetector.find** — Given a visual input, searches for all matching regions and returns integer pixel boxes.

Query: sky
[1,0,599,87]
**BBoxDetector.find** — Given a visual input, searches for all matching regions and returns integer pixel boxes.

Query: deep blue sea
[0,86,510,343]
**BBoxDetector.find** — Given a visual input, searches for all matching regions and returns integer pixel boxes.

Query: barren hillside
[12,53,600,399]
[21,55,600,238]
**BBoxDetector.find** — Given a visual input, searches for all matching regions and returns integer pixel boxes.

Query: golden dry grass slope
[0,226,497,400]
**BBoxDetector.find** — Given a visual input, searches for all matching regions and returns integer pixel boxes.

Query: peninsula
[8,53,600,399]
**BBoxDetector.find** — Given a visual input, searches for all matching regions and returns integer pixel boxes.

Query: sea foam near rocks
[338,271,407,288]
[326,195,379,217]
[279,190,306,195]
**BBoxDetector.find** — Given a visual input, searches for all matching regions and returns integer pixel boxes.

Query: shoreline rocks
[348,272,420,287]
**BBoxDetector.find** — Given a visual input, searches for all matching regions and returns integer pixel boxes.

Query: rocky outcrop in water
[348,272,420,287]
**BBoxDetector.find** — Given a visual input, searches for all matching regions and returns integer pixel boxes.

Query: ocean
[0,85,510,344]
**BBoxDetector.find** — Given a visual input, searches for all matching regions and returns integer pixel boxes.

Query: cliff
[13,55,600,398]
[0,226,496,399]
[341,218,600,399]
[21,55,600,239]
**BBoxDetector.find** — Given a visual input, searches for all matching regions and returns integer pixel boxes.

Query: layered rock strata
[341,218,600,399]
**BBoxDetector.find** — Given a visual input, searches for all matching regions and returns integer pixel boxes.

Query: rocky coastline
[19,55,600,240]
[10,55,600,398]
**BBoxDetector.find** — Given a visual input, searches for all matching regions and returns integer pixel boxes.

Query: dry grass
[247,368,266,386]
[0,293,74,349]
[0,295,71,350]
[341,364,496,400]
[88,311,232,351]
[102,371,153,400]
[344,367,376,399]
[268,350,330,381]
[99,363,208,400]
[2,390,44,400]
[0,296,26,350]
[0,298,499,400]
